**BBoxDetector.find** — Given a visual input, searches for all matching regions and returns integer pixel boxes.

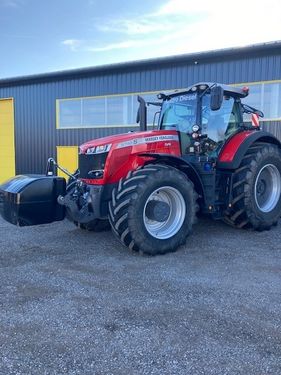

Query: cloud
[92,0,281,54]
[94,3,206,37]
[96,17,180,35]
[61,39,83,52]
[88,25,197,53]
[87,40,136,52]
[157,0,210,15]
[62,0,281,59]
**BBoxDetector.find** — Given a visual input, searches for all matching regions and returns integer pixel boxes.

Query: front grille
[79,153,108,179]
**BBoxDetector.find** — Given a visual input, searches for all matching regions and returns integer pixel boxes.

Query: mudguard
[0,175,66,226]
[217,130,281,170]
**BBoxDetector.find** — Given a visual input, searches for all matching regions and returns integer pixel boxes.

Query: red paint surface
[80,130,181,185]
[218,131,253,163]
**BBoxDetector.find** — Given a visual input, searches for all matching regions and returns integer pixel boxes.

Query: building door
[56,146,78,179]
[0,99,15,183]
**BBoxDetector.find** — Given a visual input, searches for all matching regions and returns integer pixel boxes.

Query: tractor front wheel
[109,164,198,255]
[224,143,281,230]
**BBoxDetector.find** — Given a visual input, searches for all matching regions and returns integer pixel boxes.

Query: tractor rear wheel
[109,164,198,255]
[224,143,281,230]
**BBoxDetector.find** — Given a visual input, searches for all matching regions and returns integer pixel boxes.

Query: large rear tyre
[109,164,198,255]
[224,143,281,230]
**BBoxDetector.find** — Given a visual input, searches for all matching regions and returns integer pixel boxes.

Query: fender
[217,130,281,170]
[139,153,205,200]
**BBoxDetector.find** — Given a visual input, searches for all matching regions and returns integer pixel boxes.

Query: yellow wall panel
[56,146,78,179]
[0,99,15,183]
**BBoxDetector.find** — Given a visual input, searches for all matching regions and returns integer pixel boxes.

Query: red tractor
[1,82,281,255]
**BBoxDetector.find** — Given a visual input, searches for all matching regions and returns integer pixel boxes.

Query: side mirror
[210,86,224,111]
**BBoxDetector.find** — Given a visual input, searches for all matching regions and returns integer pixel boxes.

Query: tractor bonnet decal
[117,135,179,149]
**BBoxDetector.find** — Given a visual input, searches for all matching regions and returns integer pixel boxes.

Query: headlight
[86,147,96,154]
[96,144,112,154]
[86,144,112,154]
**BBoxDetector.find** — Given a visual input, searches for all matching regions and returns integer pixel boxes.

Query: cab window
[160,93,197,133]
[202,95,240,143]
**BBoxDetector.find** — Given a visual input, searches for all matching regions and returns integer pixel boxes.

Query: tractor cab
[156,82,260,157]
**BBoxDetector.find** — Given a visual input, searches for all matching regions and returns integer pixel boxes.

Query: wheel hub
[256,179,266,195]
[254,164,281,213]
[143,186,186,239]
[145,200,170,222]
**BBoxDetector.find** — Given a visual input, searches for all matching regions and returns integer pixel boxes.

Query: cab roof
[162,82,249,99]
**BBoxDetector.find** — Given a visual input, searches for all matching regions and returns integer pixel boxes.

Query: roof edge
[1,40,281,87]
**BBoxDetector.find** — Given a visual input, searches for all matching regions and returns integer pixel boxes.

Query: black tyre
[109,164,198,255]
[224,143,281,230]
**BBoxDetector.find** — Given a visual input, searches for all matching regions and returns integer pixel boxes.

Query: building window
[262,82,281,120]
[57,92,159,129]
[59,99,81,128]
[235,81,281,121]
[83,97,106,126]
[57,81,281,129]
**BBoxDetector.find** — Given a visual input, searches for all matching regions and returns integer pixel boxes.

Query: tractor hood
[78,129,181,184]
[79,130,179,154]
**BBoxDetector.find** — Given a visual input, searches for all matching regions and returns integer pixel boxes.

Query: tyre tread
[109,163,198,255]
[224,143,281,230]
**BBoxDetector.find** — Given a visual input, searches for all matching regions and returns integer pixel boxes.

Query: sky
[0,0,281,79]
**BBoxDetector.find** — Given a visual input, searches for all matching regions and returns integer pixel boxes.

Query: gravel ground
[0,215,280,375]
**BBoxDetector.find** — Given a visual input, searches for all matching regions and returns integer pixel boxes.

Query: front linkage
[46,158,104,225]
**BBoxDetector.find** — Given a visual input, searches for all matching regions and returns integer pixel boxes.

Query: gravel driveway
[0,216,280,375]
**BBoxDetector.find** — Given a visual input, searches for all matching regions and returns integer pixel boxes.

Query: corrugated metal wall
[0,47,280,174]
[262,121,281,140]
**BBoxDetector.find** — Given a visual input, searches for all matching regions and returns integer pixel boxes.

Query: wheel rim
[254,164,281,213]
[143,186,186,239]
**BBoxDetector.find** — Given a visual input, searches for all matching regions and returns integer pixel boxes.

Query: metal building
[0,41,281,183]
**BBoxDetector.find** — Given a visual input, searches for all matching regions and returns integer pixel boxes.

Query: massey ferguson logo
[117,135,179,149]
